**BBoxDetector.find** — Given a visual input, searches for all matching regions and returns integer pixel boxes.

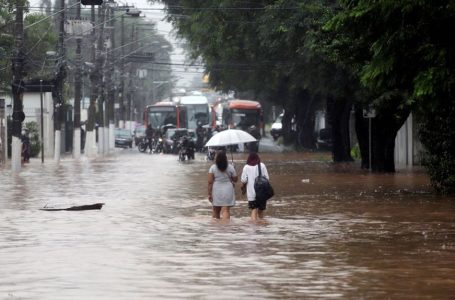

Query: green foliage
[23,13,58,80]
[324,0,455,192]
[419,100,455,195]
[1,2,57,92]
[24,121,41,158]
[350,143,361,160]
[161,0,455,191]
[0,0,15,92]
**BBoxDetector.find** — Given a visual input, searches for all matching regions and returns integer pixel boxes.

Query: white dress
[209,164,236,207]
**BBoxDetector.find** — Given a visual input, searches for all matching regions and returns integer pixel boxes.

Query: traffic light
[81,0,103,5]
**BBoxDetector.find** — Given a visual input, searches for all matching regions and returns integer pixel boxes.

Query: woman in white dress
[208,151,238,220]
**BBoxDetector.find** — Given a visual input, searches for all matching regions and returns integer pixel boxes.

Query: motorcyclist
[145,124,155,153]
[196,121,205,152]
[178,135,189,160]
[187,135,196,159]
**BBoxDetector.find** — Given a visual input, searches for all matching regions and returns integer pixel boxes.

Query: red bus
[221,99,263,139]
[144,101,188,130]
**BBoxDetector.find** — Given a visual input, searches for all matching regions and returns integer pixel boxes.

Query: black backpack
[254,163,274,202]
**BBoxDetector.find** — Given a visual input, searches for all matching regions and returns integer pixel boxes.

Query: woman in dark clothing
[241,152,270,221]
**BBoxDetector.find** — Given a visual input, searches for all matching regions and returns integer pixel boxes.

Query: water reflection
[1,151,455,299]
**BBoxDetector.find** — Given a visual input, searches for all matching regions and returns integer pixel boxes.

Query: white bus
[176,95,210,130]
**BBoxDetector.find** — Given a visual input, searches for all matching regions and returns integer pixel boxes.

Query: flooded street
[1,149,455,299]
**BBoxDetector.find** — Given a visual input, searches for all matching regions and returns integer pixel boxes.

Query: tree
[23,13,58,80]
[324,1,455,190]
[0,0,16,93]
[160,0,333,150]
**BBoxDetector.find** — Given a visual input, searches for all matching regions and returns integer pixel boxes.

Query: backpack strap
[257,162,262,177]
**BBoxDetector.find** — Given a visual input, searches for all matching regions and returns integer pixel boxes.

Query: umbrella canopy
[205,129,257,147]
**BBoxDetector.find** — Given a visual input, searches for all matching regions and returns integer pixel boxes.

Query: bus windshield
[231,109,260,130]
[148,107,177,129]
[186,104,209,129]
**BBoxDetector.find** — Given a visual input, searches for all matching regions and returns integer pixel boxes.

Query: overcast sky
[27,0,204,87]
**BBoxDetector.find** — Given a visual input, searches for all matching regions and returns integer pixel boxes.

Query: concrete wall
[394,113,423,167]
[23,92,54,158]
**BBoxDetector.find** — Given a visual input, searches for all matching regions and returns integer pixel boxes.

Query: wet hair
[215,151,228,172]
[247,152,260,166]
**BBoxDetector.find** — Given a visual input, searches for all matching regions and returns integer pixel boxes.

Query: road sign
[363,108,376,118]
[125,52,154,63]
[81,0,103,5]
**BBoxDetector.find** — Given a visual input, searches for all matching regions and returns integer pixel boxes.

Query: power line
[26,5,301,11]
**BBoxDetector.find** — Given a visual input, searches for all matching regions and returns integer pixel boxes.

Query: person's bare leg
[221,207,230,221]
[258,209,265,219]
[212,206,221,219]
[250,208,258,221]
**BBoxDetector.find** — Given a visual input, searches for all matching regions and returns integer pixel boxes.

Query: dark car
[133,125,146,145]
[163,128,189,153]
[316,128,332,150]
[115,128,133,148]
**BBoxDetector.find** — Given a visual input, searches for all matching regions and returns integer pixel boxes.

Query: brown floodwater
[1,149,454,299]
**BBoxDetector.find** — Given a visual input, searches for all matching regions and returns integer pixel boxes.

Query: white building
[0,82,55,161]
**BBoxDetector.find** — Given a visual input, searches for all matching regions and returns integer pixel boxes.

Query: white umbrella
[205,129,257,162]
[205,129,257,147]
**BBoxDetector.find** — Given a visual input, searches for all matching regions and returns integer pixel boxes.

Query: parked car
[270,113,283,140]
[133,125,146,145]
[316,128,332,150]
[114,128,133,148]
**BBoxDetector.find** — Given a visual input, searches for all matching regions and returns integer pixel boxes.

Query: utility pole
[53,0,67,162]
[119,13,125,128]
[97,3,106,155]
[126,24,136,130]
[86,5,96,157]
[107,4,116,151]
[86,4,102,157]
[73,0,82,159]
[11,0,26,172]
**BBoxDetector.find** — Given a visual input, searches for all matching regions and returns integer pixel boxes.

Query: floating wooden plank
[40,203,105,211]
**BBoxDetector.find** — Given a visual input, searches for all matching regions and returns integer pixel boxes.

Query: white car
[270,113,283,140]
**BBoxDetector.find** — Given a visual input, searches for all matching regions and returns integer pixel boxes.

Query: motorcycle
[137,137,150,153]
[152,137,164,154]
[206,146,225,161]
[206,147,216,161]
[177,136,195,161]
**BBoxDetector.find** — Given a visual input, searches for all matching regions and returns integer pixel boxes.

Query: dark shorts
[248,199,267,210]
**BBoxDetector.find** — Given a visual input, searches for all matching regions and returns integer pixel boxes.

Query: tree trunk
[354,106,369,169]
[327,95,353,162]
[355,101,411,172]
[295,89,316,149]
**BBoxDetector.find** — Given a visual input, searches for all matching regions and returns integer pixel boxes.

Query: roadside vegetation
[158,0,455,194]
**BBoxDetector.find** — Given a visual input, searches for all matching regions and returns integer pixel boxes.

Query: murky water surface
[1,150,455,299]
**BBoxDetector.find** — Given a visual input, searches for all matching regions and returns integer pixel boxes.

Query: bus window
[231,109,260,129]
[148,106,177,129]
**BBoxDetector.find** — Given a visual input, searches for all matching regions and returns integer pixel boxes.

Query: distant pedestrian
[21,130,30,163]
[81,125,86,151]
[241,152,270,221]
[208,150,238,221]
